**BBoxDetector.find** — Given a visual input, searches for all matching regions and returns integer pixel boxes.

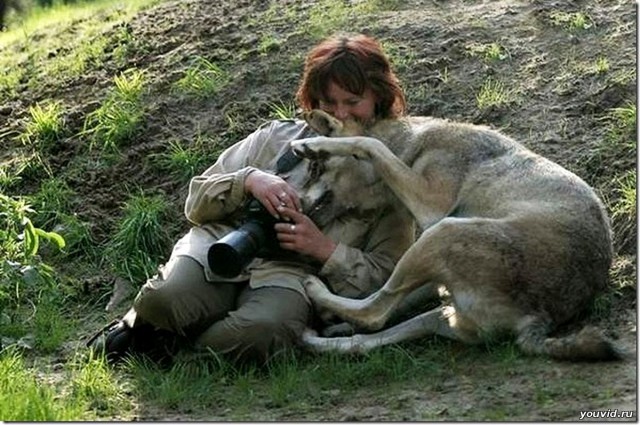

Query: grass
[594,57,609,74]
[122,342,445,418]
[50,213,96,259]
[269,100,298,120]
[258,34,282,55]
[306,0,398,39]
[549,11,594,31]
[465,42,509,61]
[608,169,637,252]
[0,0,159,104]
[172,56,229,99]
[83,68,147,152]
[21,101,66,151]
[0,347,83,420]
[607,103,636,144]
[381,40,418,73]
[475,78,517,110]
[0,348,134,421]
[611,170,636,220]
[151,133,223,182]
[30,177,75,228]
[104,190,172,283]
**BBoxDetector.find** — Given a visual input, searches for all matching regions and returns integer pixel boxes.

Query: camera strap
[275,146,303,174]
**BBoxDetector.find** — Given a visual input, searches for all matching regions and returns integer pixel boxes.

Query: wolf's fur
[292,109,623,361]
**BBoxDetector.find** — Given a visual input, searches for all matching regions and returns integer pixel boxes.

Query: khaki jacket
[172,119,414,302]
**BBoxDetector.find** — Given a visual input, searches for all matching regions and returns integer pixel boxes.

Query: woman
[89,33,413,365]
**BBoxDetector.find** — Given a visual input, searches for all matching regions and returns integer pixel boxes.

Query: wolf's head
[289,109,384,226]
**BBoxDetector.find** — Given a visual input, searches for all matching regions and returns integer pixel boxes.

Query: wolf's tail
[516,319,625,361]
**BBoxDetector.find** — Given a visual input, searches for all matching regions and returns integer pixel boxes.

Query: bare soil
[1,0,636,421]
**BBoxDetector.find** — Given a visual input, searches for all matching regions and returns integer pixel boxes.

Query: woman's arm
[318,207,415,299]
[184,123,276,225]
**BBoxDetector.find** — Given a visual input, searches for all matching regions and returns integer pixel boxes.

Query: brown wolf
[292,109,623,361]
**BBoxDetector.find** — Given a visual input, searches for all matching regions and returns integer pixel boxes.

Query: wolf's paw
[304,109,343,136]
[291,139,328,161]
[292,137,358,160]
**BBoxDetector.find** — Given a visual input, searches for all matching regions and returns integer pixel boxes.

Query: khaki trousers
[128,255,311,364]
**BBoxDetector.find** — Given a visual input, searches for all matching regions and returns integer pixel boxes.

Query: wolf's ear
[304,109,343,136]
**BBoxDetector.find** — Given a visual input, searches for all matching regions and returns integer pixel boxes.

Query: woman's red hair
[296,33,406,119]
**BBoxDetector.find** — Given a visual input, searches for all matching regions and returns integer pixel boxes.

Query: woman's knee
[237,313,306,348]
[132,256,236,333]
[196,288,310,363]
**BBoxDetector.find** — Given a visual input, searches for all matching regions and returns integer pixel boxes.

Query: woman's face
[318,81,377,124]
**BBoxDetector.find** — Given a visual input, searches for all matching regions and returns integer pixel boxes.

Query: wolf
[291,109,623,361]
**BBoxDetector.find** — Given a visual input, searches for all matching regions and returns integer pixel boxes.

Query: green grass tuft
[21,101,66,151]
[172,56,229,99]
[151,134,222,182]
[83,68,147,152]
[549,11,594,31]
[476,78,517,110]
[105,190,171,282]
[268,101,298,120]
[0,347,84,420]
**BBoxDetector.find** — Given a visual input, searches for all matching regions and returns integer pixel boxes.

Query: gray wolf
[291,109,623,361]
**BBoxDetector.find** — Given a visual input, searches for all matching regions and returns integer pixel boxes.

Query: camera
[207,198,279,278]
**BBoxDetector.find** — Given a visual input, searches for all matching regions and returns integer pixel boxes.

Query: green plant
[0,347,84,420]
[0,194,65,263]
[30,177,74,229]
[111,25,137,67]
[611,170,636,220]
[172,56,229,99]
[381,40,417,72]
[151,135,220,182]
[475,78,516,110]
[126,355,236,411]
[465,42,508,61]
[307,0,380,39]
[258,35,281,55]
[608,169,636,252]
[268,101,297,120]
[0,67,22,102]
[48,35,108,80]
[0,195,66,329]
[20,101,66,151]
[69,352,130,415]
[33,301,75,352]
[105,191,171,283]
[549,11,594,31]
[608,103,636,140]
[83,68,147,152]
[0,160,25,191]
[594,57,609,74]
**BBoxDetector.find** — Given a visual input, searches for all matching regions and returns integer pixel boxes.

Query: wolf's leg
[301,306,459,354]
[306,216,524,336]
[305,218,459,331]
[292,136,453,229]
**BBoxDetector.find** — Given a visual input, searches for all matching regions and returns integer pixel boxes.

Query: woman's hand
[244,169,301,219]
[274,206,337,263]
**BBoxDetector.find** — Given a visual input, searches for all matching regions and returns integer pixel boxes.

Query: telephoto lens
[207,221,267,278]
[207,198,277,278]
